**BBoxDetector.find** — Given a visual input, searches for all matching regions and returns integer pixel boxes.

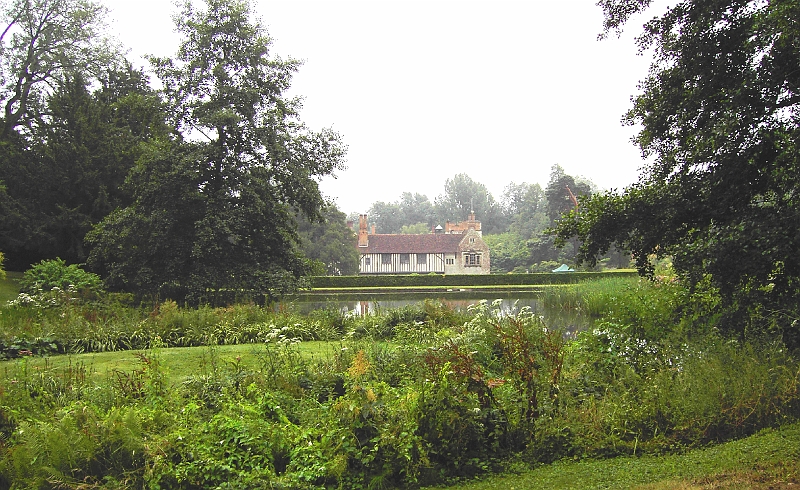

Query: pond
[278,290,594,335]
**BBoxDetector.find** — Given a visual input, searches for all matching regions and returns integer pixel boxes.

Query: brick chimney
[358,214,369,247]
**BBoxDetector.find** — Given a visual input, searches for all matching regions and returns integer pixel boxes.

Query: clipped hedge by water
[309,270,637,289]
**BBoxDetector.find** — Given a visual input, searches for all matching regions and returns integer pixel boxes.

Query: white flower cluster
[592,326,685,371]
[264,324,301,346]
[6,284,79,308]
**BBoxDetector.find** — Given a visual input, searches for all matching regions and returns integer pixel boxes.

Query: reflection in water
[278,293,593,334]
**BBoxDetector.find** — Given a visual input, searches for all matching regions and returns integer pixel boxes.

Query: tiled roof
[359,234,465,254]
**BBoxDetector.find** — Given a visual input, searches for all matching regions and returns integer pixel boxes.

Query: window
[465,253,482,266]
[381,254,392,265]
[469,237,475,244]
[400,254,410,265]
[365,257,371,266]
[417,254,427,265]
[446,258,455,265]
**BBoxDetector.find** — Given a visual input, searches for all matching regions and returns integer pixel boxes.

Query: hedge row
[309,270,637,289]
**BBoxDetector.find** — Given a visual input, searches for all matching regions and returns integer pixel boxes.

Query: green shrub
[19,258,103,296]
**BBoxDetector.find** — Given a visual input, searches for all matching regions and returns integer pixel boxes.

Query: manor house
[355,213,490,275]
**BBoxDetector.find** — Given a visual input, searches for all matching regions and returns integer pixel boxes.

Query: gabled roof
[360,234,465,254]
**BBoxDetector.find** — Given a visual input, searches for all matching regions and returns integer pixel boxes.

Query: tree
[367,200,404,234]
[399,192,435,228]
[434,173,505,233]
[0,67,169,270]
[0,0,120,269]
[88,0,346,302]
[366,192,435,234]
[533,165,595,271]
[0,0,116,138]
[297,203,359,276]
[545,164,592,224]
[400,223,431,234]
[556,0,800,342]
[501,181,548,240]
[482,233,529,273]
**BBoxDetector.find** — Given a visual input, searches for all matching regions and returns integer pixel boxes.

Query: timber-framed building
[355,213,490,275]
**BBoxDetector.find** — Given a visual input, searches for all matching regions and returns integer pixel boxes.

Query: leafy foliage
[400,222,431,234]
[482,232,531,272]
[19,258,102,296]
[88,0,346,301]
[554,0,800,343]
[367,192,437,234]
[0,0,117,138]
[0,66,169,270]
[545,164,593,223]
[296,204,359,275]
[502,181,549,240]
[0,280,798,487]
[0,1,126,270]
[435,173,507,234]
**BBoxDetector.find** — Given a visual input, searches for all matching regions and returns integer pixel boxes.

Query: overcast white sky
[104,0,656,215]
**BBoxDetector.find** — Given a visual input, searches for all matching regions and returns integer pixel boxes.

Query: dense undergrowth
[0,277,798,488]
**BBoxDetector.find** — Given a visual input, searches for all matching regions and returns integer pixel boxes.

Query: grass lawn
[427,421,800,489]
[0,271,21,303]
[0,341,345,385]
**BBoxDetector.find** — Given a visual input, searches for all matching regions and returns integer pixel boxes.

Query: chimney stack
[358,214,369,247]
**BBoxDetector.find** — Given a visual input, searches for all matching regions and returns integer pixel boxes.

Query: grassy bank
[433,421,800,489]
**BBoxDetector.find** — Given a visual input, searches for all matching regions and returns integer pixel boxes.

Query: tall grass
[0,271,21,303]
[540,276,686,339]
[540,275,642,316]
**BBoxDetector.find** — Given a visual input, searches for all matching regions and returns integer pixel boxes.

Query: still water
[279,291,593,334]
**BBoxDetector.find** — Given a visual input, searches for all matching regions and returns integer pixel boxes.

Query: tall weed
[552,326,800,459]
